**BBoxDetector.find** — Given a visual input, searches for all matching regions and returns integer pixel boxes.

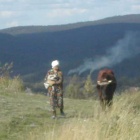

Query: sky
[0,0,140,29]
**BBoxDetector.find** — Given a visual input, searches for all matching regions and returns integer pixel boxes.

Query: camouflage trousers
[48,86,63,111]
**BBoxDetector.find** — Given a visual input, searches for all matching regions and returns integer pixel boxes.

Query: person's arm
[55,71,63,84]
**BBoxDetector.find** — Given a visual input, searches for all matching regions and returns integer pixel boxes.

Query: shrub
[0,76,24,93]
[0,62,24,93]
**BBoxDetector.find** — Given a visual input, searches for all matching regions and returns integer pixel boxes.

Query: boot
[60,108,65,116]
[51,110,56,119]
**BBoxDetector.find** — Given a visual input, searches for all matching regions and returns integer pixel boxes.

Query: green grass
[0,85,140,140]
[0,87,99,140]
[25,92,140,140]
[0,91,59,140]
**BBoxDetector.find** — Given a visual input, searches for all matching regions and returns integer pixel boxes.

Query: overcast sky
[0,0,140,29]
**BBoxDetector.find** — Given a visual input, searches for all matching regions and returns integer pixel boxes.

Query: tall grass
[27,91,140,140]
[0,73,140,140]
[0,76,24,93]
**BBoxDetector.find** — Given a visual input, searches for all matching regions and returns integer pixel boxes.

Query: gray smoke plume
[68,32,140,75]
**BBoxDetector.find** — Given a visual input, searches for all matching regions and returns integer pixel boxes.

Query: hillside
[0,80,99,140]
[0,14,140,35]
[0,14,140,91]
[0,86,140,140]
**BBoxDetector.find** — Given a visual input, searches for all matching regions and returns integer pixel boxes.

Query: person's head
[51,60,60,71]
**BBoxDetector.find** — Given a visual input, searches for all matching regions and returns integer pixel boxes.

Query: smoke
[68,32,140,75]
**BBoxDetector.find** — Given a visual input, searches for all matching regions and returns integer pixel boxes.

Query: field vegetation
[0,63,140,140]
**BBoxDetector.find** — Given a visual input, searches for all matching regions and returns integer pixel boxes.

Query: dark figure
[96,69,117,110]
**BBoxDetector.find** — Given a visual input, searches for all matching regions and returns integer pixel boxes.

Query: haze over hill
[0,14,140,90]
[1,14,140,35]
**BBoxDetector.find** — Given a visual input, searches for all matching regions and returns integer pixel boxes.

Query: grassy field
[26,92,140,140]
[0,89,98,140]
[0,81,140,140]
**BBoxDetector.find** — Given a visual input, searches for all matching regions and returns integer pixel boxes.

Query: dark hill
[0,14,140,91]
[0,14,140,35]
